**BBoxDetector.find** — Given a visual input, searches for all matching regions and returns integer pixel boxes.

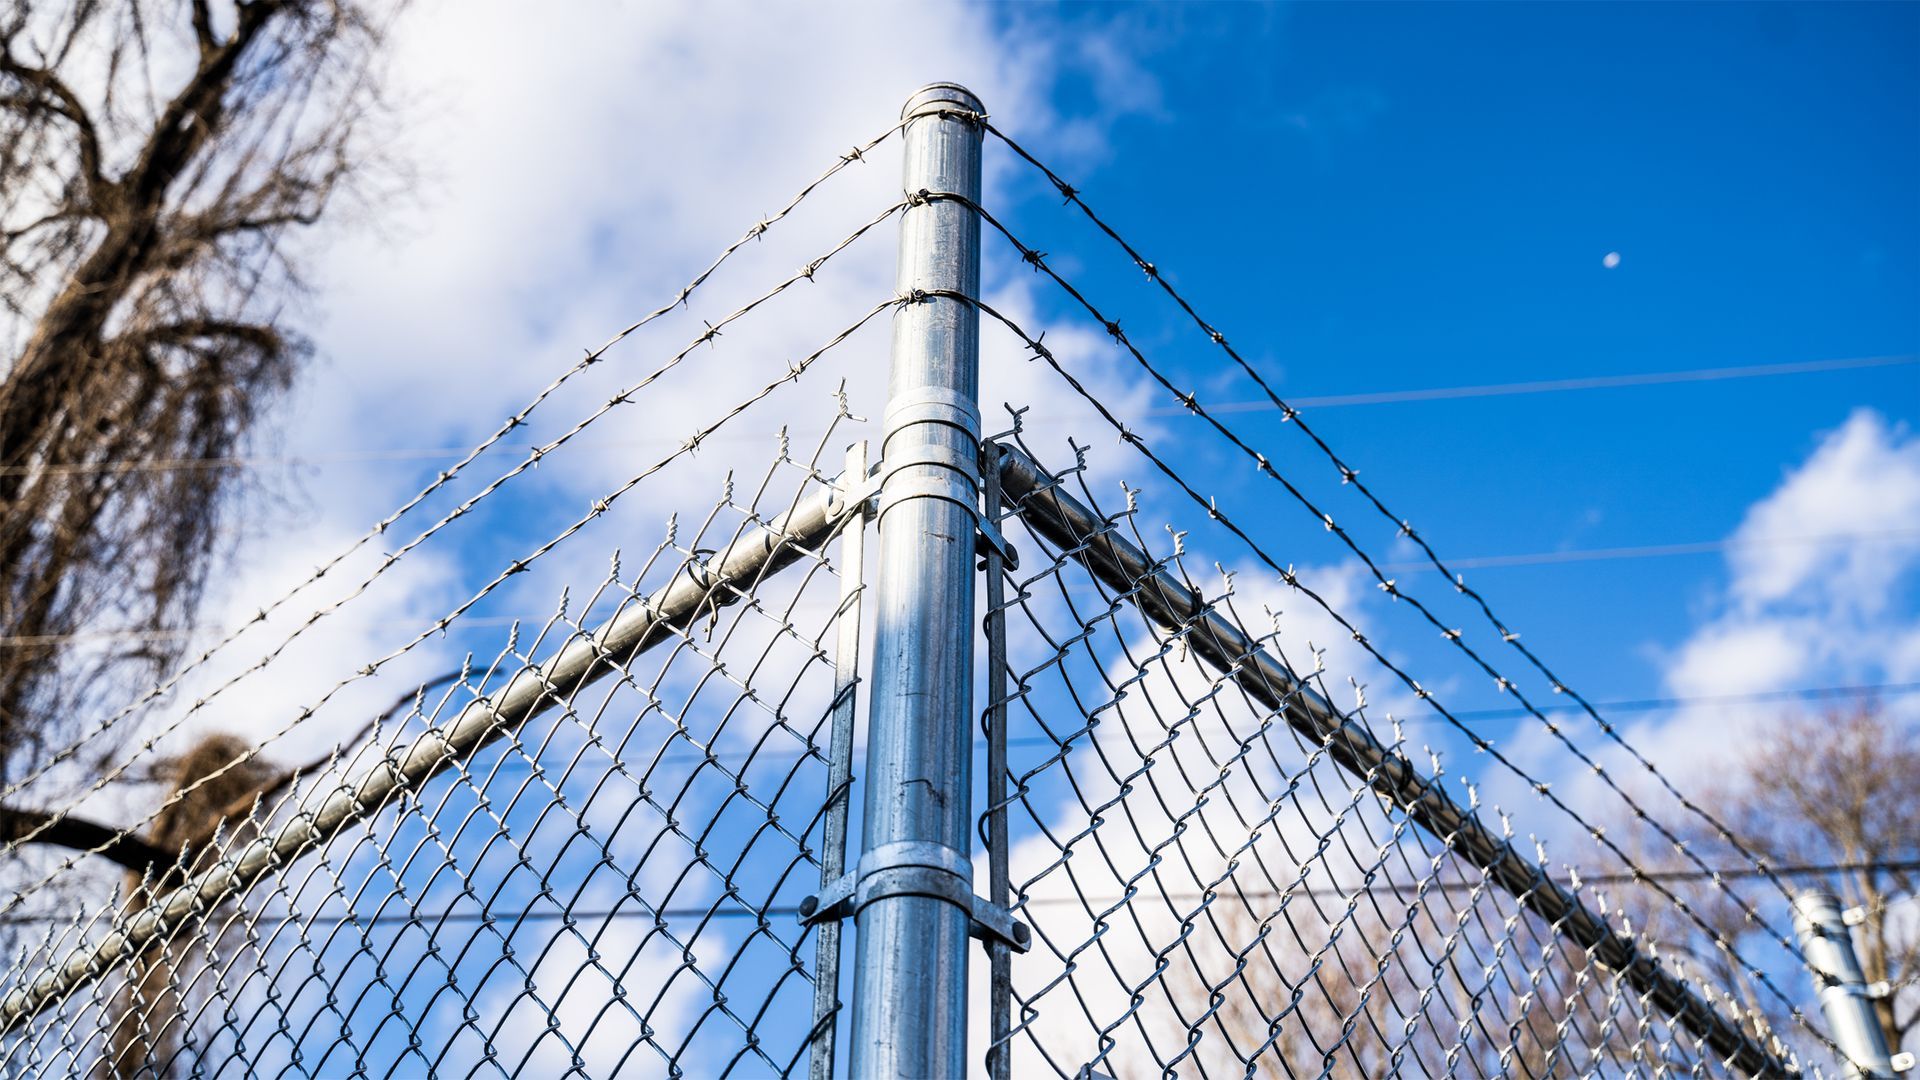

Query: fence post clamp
[799,839,1031,953]
[974,512,1018,571]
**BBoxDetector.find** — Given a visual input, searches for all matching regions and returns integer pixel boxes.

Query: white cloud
[1574,408,1920,808]
[127,0,1174,795]
[1726,409,1920,617]
[1668,409,1920,706]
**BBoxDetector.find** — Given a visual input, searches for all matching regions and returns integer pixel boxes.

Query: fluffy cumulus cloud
[1567,408,1920,810]
[1665,409,1920,709]
[123,2,1170,792]
[205,0,1171,708]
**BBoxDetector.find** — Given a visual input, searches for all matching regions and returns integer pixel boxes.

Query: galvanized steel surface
[847,82,986,1080]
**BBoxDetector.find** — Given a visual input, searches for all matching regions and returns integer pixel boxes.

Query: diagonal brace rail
[995,444,1796,1079]
[0,479,864,1028]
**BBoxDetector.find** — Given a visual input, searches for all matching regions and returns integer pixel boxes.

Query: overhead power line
[1442,680,1920,722]
[1376,527,1920,574]
[1183,353,1917,413]
[7,353,1910,479]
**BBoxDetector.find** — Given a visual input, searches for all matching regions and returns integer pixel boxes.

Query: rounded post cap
[902,82,984,120]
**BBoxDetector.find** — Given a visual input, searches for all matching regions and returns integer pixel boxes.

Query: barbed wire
[0,294,897,924]
[0,118,908,814]
[940,285,1855,1071]
[0,198,903,860]
[917,182,1837,982]
[967,129,1843,921]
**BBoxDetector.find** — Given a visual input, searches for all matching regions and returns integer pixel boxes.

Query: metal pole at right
[847,82,985,1080]
[1792,890,1898,1078]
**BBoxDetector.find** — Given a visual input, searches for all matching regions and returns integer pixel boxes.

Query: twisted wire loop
[0,395,872,1077]
[976,425,1805,1079]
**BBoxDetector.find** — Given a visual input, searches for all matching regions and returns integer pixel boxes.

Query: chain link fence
[0,413,871,1077]
[0,83,1882,1079]
[978,432,1794,1079]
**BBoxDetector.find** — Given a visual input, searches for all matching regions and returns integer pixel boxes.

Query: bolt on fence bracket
[974,511,1018,570]
[870,443,1017,572]
[799,839,1031,953]
[826,461,881,523]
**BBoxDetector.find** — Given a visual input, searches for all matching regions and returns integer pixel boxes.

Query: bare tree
[100,733,277,1079]
[1715,705,1917,1052]
[1141,868,1670,1078]
[0,0,391,778]
[1609,702,1919,1064]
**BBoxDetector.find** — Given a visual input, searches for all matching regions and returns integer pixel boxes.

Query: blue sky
[10,3,1912,1076]
[994,0,1917,714]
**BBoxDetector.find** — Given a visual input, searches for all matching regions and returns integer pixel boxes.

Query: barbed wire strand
[922,184,1832,965]
[941,286,1856,1072]
[967,130,1829,921]
[0,120,910,812]
[0,199,904,860]
[0,298,899,923]
[941,187,1812,910]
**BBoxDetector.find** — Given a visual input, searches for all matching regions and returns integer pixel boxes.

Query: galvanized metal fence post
[1792,890,1900,1078]
[849,82,984,1079]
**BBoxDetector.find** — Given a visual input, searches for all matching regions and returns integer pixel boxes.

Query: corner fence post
[1792,890,1899,1078]
[849,82,984,1079]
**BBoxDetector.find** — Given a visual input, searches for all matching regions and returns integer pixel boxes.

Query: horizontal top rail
[994,443,1797,1079]
[0,477,861,1029]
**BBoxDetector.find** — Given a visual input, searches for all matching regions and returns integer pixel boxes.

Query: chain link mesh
[978,427,1802,1079]
[0,405,870,1078]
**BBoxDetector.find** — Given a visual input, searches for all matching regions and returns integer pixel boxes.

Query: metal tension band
[871,389,1017,570]
[799,840,1030,953]
[882,386,981,443]
[825,459,881,524]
